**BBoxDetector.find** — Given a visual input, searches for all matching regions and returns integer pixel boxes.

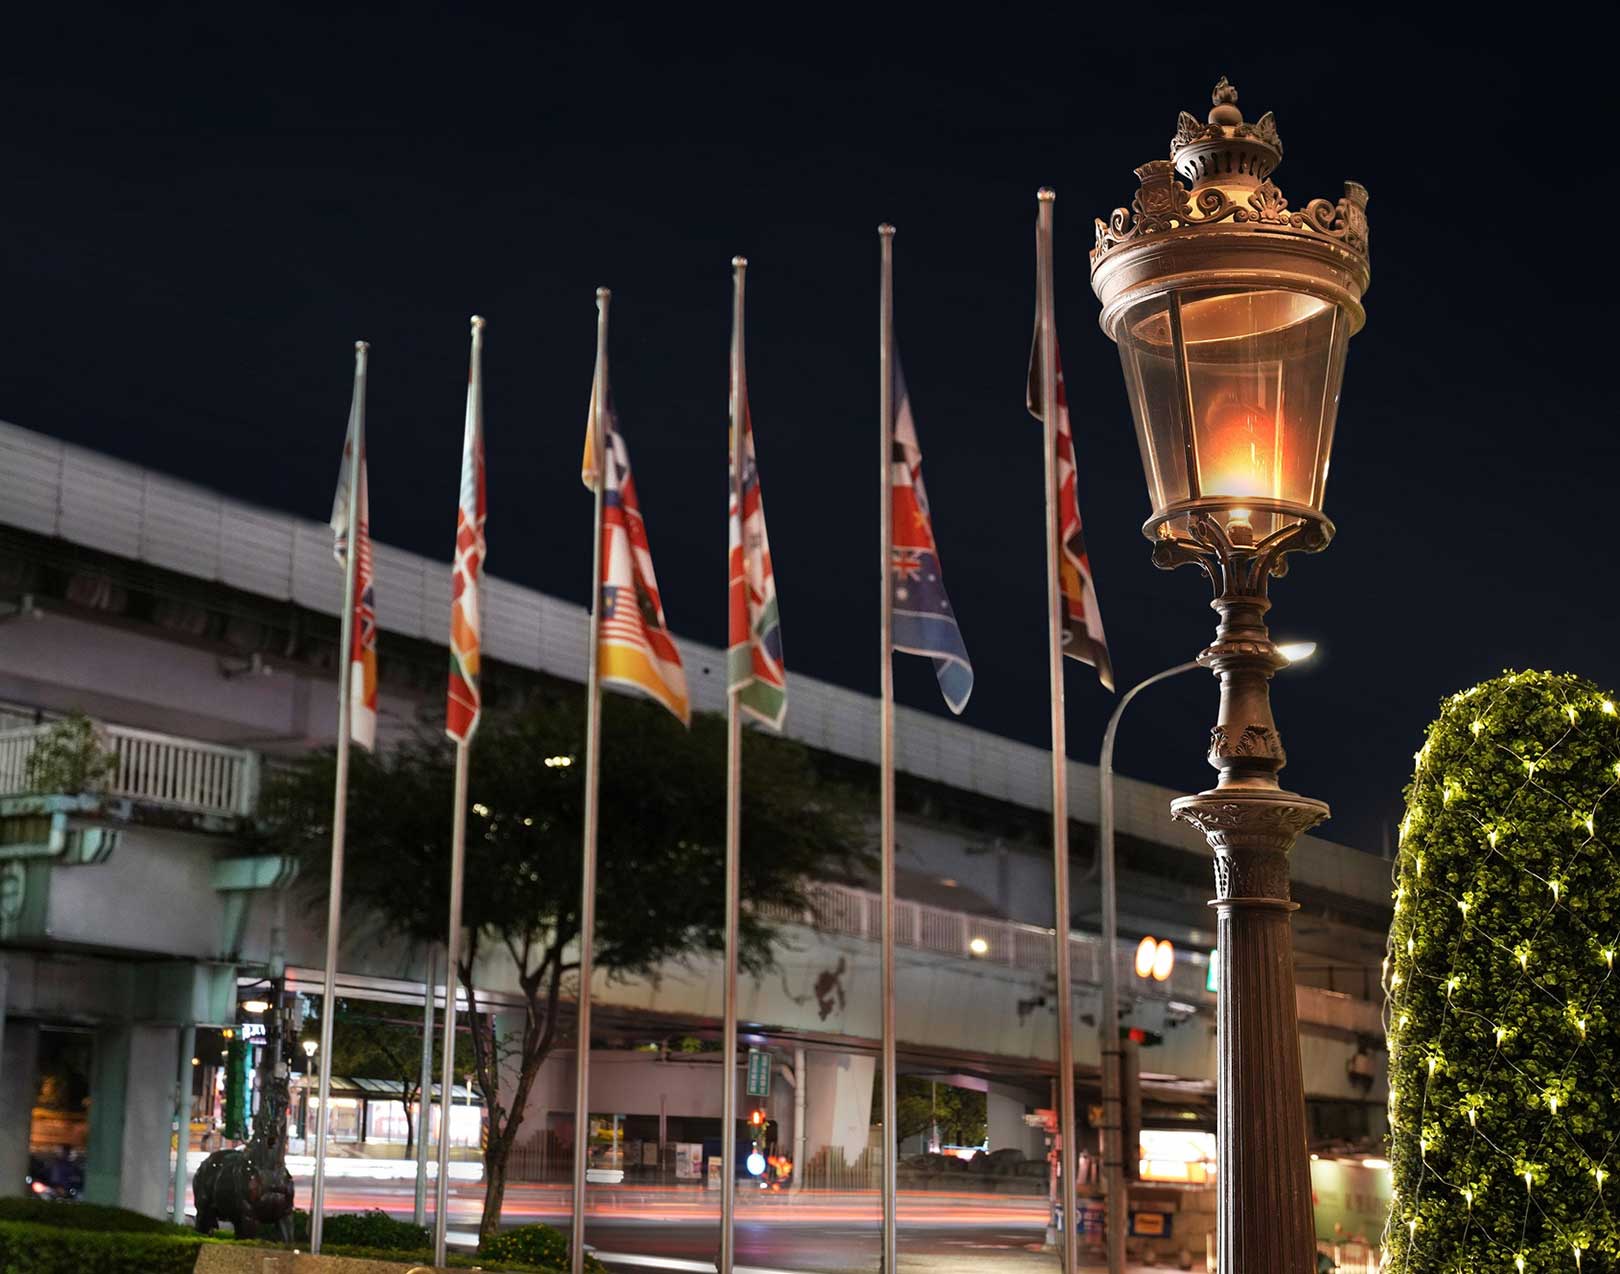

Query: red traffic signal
[749,1109,766,1127]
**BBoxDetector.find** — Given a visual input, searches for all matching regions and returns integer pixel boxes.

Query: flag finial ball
[878,223,895,237]
[1038,187,1055,202]
[732,256,747,269]
[470,315,485,330]
[596,287,611,301]
[353,340,369,353]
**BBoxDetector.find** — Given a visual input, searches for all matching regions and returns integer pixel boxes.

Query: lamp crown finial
[1209,76,1243,125]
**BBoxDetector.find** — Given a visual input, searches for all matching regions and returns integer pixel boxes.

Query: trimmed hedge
[0,1218,202,1273]
[1387,671,1620,1269]
[0,1197,192,1234]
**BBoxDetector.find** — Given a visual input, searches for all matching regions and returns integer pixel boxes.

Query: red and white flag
[447,318,487,744]
[330,350,379,748]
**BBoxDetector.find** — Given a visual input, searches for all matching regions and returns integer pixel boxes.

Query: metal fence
[0,721,259,817]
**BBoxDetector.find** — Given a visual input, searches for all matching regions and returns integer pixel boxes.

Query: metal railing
[759,880,1384,1031]
[0,721,259,818]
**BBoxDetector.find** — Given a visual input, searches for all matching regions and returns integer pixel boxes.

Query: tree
[876,1076,988,1149]
[253,690,866,1240]
[302,998,474,1154]
[1386,671,1620,1269]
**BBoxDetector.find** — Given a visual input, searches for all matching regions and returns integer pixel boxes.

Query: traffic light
[1125,1027,1163,1047]
[749,1108,766,1128]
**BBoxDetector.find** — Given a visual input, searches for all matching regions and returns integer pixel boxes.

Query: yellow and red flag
[447,318,487,744]
[582,383,690,725]
[330,350,378,749]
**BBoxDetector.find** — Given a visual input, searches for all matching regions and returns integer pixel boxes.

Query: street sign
[746,1047,771,1098]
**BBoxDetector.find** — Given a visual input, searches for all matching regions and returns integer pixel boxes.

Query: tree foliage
[254,690,866,1238]
[876,1075,988,1149]
[1386,671,1620,1270]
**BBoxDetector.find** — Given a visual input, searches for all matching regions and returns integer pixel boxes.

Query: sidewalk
[595,1256,1167,1274]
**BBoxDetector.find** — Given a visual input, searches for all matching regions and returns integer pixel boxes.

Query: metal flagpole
[876,223,899,1274]
[570,288,611,1274]
[433,745,469,1265]
[433,311,485,1266]
[310,339,367,1255]
[1036,189,1079,1274]
[414,946,435,1229]
[718,256,748,1274]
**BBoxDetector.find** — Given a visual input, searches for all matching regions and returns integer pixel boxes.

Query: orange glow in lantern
[1200,395,1274,501]
[1135,936,1159,979]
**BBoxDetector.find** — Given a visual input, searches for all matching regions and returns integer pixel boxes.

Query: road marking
[595,1254,813,1274]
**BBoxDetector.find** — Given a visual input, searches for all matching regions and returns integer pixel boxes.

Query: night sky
[3,11,1611,853]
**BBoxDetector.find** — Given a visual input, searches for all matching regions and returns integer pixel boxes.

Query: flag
[330,372,378,749]
[1027,329,1114,692]
[582,385,691,725]
[890,356,974,714]
[728,395,786,730]
[447,319,487,744]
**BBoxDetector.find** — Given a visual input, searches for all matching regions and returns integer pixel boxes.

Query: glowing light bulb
[1458,898,1470,916]
[1567,704,1579,723]
[1602,699,1615,715]
[1399,1013,1410,1029]
[1407,936,1415,955]
[1468,1107,1478,1127]
[1516,1257,1525,1274]
[1596,1167,1608,1190]
[1463,1187,1473,1206]
[1391,971,1403,988]
[1517,947,1531,970]
[1577,1017,1587,1037]
[1524,1170,1533,1192]
[1471,719,1483,736]
[1446,975,1461,995]
[1428,1056,1440,1077]
[1604,948,1615,969]
[1549,1095,1560,1115]
[1496,1026,1508,1045]
[1489,831,1500,849]
[1551,880,1562,902]
[1585,815,1595,835]
[1420,1135,1429,1156]
[1528,760,1538,778]
[1408,1219,1417,1238]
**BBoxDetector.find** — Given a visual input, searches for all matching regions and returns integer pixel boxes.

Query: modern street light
[1095,641,1315,1273]
[1089,78,1368,1273]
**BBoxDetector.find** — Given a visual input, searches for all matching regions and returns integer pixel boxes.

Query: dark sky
[3,9,1612,853]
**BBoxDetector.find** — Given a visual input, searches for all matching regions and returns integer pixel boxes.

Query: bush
[0,1218,202,1273]
[0,1198,191,1235]
[288,1207,429,1251]
[22,713,116,795]
[1387,671,1620,1268]
[479,1222,608,1272]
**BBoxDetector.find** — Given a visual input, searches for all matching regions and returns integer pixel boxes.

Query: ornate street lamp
[1090,79,1369,1272]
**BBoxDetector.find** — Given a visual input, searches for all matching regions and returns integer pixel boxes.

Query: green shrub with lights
[1386,671,1620,1270]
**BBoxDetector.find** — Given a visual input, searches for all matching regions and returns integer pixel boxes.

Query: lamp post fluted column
[1159,521,1329,1270]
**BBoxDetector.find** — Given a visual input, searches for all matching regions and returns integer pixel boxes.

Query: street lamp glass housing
[1114,286,1352,542]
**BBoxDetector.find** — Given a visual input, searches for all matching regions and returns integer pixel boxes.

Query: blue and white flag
[890,357,973,713]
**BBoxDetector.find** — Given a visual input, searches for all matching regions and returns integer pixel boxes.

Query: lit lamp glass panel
[1115,287,1351,541]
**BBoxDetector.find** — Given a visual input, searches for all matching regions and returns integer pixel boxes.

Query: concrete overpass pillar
[0,1019,39,1196]
[802,1052,874,1169]
[84,1024,178,1217]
